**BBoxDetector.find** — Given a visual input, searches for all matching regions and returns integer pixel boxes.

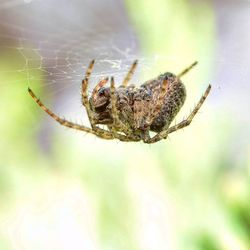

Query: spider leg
[121,60,138,87]
[80,61,134,140]
[145,84,212,144]
[110,77,132,135]
[81,63,110,132]
[141,130,151,143]
[81,59,95,103]
[177,61,198,78]
[28,88,115,139]
[81,60,97,128]
[85,59,95,79]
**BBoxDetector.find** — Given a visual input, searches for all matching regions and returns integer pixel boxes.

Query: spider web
[0,0,147,119]
[0,0,250,127]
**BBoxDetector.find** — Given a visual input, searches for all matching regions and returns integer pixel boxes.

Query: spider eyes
[98,88,109,97]
[98,88,107,97]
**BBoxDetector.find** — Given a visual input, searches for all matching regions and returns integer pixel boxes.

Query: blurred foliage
[195,233,220,250]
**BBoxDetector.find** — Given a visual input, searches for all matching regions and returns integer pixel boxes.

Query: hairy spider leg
[110,77,133,135]
[80,61,133,141]
[145,84,212,143]
[167,84,211,133]
[110,77,120,123]
[85,59,95,79]
[28,88,137,141]
[81,60,96,128]
[147,78,170,125]
[81,62,110,132]
[28,88,114,139]
[121,60,138,87]
[177,61,198,78]
[81,59,95,105]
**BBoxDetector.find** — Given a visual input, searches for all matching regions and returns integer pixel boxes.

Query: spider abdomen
[141,73,186,132]
[150,79,186,132]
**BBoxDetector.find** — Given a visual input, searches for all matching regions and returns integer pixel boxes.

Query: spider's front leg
[145,84,212,144]
[81,60,96,129]
[81,60,125,140]
[80,61,137,142]
[81,61,109,130]
[28,88,115,140]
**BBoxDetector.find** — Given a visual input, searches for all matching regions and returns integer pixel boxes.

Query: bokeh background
[0,0,250,249]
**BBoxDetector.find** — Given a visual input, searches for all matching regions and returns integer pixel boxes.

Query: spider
[28,60,211,144]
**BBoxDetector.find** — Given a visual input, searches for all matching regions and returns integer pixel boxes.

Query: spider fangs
[28,60,211,144]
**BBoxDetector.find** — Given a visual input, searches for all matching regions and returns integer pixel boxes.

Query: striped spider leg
[144,83,211,144]
[28,87,114,140]
[28,60,140,142]
[141,61,211,143]
[28,60,211,143]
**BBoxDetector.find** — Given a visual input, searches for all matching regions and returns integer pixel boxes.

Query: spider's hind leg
[145,84,211,144]
[121,60,138,87]
[177,61,198,78]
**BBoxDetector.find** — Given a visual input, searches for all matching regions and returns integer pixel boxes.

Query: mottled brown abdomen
[142,72,186,132]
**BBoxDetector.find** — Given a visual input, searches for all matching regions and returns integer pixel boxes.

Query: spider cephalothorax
[89,81,113,125]
[28,60,211,143]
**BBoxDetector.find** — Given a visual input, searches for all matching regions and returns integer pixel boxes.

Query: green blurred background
[0,0,249,249]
